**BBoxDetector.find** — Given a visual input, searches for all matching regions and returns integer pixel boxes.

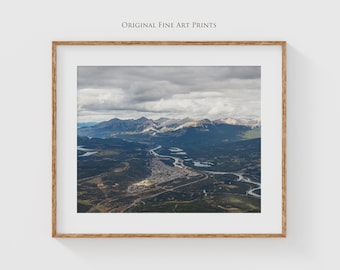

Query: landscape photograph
[77,66,261,213]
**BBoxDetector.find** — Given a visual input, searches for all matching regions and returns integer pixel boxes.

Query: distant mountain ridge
[78,117,260,140]
[214,117,261,127]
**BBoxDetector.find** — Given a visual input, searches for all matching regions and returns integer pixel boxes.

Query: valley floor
[77,143,261,213]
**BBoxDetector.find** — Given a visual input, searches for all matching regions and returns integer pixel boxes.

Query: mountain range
[77,116,261,144]
[78,117,261,138]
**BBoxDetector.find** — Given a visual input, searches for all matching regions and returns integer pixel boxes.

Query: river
[149,146,185,168]
[149,145,261,198]
[77,146,98,157]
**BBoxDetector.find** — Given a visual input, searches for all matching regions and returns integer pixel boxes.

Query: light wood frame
[52,41,286,238]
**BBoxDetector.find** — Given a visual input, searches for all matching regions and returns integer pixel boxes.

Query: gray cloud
[77,66,260,122]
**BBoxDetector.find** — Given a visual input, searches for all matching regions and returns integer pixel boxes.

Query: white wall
[1,0,339,269]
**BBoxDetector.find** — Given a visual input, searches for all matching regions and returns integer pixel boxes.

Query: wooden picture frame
[52,41,286,238]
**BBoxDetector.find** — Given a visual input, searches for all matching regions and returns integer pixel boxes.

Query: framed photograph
[52,41,286,237]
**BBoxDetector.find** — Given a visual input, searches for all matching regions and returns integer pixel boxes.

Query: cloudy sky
[77,66,260,123]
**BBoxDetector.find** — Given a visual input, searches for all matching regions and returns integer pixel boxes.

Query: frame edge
[52,41,57,237]
[281,41,287,237]
[51,40,287,238]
